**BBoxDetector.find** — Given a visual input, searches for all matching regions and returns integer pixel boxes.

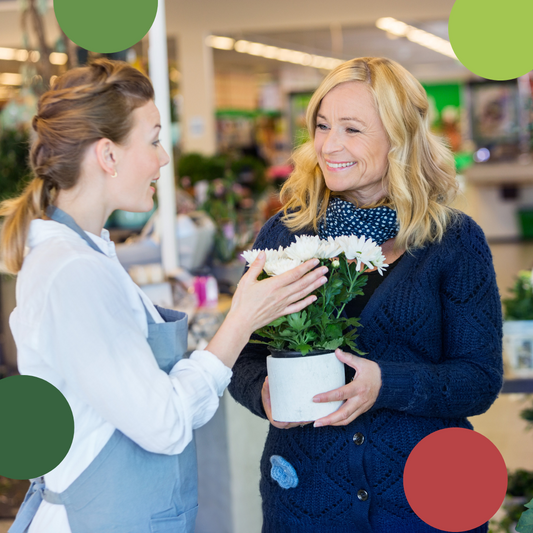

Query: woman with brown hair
[229,57,503,532]
[1,59,328,533]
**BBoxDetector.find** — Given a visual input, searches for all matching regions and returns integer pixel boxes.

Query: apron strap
[46,205,157,326]
[8,478,64,533]
[46,206,104,255]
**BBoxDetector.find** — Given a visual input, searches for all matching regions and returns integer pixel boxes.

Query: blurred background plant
[503,270,533,321]
[177,152,267,265]
[202,177,243,263]
[0,128,32,202]
[492,469,533,532]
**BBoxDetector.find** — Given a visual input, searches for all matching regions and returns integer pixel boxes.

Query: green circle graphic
[54,0,158,54]
[449,0,533,80]
[0,376,74,480]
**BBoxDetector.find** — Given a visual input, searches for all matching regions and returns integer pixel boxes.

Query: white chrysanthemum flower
[266,246,287,262]
[317,236,344,259]
[334,235,364,260]
[353,238,388,273]
[335,235,388,274]
[241,249,261,265]
[285,235,322,262]
[241,246,287,266]
[264,257,303,276]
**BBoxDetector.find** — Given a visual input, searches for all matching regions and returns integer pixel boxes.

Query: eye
[316,123,328,131]
[152,139,161,146]
[347,128,360,134]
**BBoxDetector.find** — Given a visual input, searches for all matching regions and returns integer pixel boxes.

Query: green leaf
[287,310,308,331]
[268,317,287,328]
[322,338,344,350]
[296,344,312,355]
[345,317,362,328]
[325,324,343,339]
[516,498,533,532]
[278,329,295,337]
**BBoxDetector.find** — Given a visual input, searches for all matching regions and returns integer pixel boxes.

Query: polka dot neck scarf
[317,197,399,245]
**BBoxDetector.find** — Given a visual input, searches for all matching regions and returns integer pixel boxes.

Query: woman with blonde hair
[229,57,503,532]
[1,58,328,533]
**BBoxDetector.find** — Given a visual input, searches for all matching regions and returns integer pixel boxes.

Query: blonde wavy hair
[0,59,154,274]
[281,56,458,250]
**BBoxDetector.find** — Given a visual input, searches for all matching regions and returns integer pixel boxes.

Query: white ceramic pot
[266,351,345,422]
[503,320,533,377]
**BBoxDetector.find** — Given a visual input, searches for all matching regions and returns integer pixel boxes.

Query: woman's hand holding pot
[262,376,313,429]
[312,349,382,427]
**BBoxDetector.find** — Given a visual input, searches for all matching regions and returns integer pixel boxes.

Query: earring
[111,170,118,178]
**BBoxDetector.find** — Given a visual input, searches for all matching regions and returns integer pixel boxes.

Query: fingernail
[312,259,320,266]
[314,422,322,428]
[312,396,320,403]
[321,267,329,274]
[258,251,265,258]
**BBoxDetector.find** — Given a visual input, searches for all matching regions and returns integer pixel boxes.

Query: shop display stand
[501,379,533,393]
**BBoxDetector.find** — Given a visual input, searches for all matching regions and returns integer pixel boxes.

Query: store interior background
[1,0,533,531]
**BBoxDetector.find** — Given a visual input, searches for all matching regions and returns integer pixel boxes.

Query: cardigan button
[353,432,365,445]
[357,489,369,501]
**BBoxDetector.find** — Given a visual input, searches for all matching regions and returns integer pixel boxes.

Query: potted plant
[502,271,533,377]
[241,234,387,422]
[491,469,533,533]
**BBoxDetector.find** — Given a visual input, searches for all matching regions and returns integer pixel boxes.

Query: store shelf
[464,161,533,186]
[501,379,533,393]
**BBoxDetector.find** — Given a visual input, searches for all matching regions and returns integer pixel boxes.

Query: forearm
[373,355,503,418]
[205,309,254,369]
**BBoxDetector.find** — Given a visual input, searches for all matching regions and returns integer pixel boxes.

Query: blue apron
[10,206,198,533]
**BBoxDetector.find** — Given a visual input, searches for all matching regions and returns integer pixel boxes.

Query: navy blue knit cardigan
[228,210,503,533]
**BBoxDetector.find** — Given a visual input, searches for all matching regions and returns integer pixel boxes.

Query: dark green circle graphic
[54,0,158,54]
[449,0,533,80]
[0,376,74,480]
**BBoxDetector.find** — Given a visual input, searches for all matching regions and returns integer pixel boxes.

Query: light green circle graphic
[0,376,74,480]
[448,0,533,80]
[54,0,158,54]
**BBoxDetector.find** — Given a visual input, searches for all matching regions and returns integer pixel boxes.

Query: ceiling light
[0,72,22,86]
[207,35,343,70]
[0,46,41,62]
[234,40,250,53]
[376,17,457,60]
[49,52,68,65]
[206,35,234,50]
[262,45,280,59]
[0,47,18,61]
[247,42,266,56]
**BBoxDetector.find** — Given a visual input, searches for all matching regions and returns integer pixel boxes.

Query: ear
[94,138,118,177]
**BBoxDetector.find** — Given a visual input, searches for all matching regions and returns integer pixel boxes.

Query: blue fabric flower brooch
[270,455,298,489]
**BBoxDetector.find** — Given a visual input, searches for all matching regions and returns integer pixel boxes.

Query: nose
[159,145,170,167]
[322,128,343,154]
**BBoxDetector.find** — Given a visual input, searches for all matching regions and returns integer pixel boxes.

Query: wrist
[205,310,253,369]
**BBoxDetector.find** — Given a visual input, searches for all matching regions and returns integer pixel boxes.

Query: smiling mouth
[325,161,356,169]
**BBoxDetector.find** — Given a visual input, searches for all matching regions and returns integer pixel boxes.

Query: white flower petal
[285,235,322,262]
[241,249,261,265]
[264,257,303,276]
[317,236,344,259]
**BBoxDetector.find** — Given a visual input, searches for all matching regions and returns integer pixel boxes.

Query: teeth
[326,161,356,169]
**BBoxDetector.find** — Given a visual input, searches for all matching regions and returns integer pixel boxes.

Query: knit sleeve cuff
[373,361,416,411]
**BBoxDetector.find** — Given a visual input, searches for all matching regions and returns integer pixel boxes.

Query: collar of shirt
[28,219,117,258]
